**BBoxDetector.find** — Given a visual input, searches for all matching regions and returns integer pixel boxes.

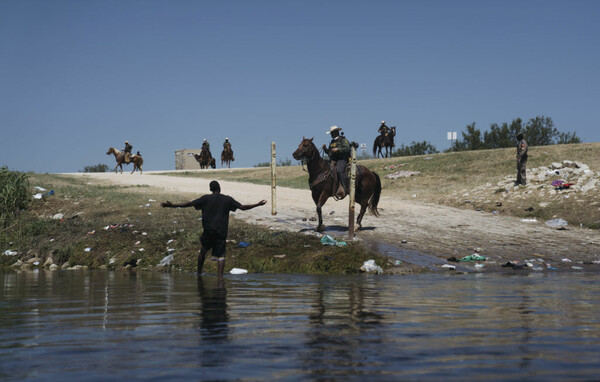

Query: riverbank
[3,143,599,274]
[0,174,393,275]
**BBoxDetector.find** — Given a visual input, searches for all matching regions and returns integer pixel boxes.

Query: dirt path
[66,171,600,270]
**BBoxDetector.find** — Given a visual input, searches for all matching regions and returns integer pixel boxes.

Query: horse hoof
[316,226,324,233]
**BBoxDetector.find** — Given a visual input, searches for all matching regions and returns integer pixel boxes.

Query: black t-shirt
[191,193,242,238]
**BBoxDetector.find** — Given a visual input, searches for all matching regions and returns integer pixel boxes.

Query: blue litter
[238,241,251,248]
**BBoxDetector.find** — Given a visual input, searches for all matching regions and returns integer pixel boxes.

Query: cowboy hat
[326,125,342,134]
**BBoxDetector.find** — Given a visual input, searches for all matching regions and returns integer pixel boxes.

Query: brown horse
[373,126,396,158]
[293,137,381,232]
[106,147,143,174]
[190,149,216,169]
[221,146,235,168]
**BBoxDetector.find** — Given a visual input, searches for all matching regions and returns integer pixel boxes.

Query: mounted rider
[378,121,390,137]
[123,141,133,163]
[223,137,231,150]
[322,125,351,199]
[202,139,212,158]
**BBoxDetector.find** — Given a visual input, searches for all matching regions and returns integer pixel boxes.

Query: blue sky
[1,0,599,172]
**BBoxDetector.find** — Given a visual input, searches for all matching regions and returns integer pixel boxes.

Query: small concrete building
[174,149,202,170]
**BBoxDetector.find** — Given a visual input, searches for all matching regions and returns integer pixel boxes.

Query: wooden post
[271,142,277,215]
[348,145,357,239]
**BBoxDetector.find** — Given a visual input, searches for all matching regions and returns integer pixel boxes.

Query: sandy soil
[65,171,600,271]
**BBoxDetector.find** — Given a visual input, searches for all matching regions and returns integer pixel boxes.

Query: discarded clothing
[460,254,487,262]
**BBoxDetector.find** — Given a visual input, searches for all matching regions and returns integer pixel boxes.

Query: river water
[1,270,599,381]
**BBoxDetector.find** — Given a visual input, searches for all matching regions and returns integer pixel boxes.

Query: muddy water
[1,270,599,381]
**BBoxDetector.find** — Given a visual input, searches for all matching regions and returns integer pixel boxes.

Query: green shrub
[83,163,109,172]
[0,166,30,227]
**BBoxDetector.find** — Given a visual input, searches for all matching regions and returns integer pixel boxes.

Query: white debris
[230,268,248,275]
[360,260,383,274]
[3,250,18,256]
[158,254,174,267]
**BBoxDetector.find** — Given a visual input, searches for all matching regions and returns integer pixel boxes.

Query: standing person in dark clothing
[515,133,528,186]
[322,125,351,199]
[161,181,266,276]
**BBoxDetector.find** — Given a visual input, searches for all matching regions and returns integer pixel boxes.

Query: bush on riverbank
[0,174,389,274]
[0,166,30,228]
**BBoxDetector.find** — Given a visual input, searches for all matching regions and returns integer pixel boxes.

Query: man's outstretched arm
[161,200,196,208]
[238,200,267,211]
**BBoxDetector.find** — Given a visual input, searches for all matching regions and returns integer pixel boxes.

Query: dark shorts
[201,230,227,261]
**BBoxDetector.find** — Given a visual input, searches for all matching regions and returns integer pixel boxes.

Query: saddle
[310,162,360,200]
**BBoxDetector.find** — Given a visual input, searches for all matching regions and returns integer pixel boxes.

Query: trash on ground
[84,247,92,252]
[34,186,47,191]
[502,261,529,270]
[238,241,251,248]
[561,258,572,262]
[460,254,487,262]
[230,268,248,275]
[167,239,174,244]
[546,264,558,270]
[320,235,347,247]
[360,260,383,274]
[273,254,286,258]
[138,248,144,252]
[3,250,18,256]
[447,256,460,262]
[52,213,64,220]
[394,260,402,265]
[572,266,583,270]
[87,230,95,235]
[385,163,408,170]
[158,254,174,267]
[546,218,568,228]
[474,263,484,269]
[521,218,537,222]
[33,193,43,199]
[441,264,456,270]
[167,248,175,252]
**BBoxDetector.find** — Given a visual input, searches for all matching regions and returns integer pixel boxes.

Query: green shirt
[326,136,350,161]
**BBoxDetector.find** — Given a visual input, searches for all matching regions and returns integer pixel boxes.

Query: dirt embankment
[65,171,600,272]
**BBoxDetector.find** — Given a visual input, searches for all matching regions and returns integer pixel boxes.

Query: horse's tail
[372,139,378,156]
[368,172,382,217]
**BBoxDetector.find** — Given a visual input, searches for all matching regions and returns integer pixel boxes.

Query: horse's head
[390,126,396,136]
[106,147,115,155]
[293,137,317,161]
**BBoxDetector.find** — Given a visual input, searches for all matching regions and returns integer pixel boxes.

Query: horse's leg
[356,198,368,231]
[312,190,329,232]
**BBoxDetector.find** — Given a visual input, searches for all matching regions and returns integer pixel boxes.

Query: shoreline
[56,172,600,274]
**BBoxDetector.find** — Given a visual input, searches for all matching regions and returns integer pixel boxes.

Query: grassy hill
[158,142,600,228]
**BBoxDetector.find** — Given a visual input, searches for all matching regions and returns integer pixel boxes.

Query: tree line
[452,115,581,151]
[389,115,581,157]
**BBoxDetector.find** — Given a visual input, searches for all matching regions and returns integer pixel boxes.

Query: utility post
[348,145,357,239]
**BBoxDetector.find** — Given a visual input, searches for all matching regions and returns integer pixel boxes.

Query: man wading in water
[161,181,266,276]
